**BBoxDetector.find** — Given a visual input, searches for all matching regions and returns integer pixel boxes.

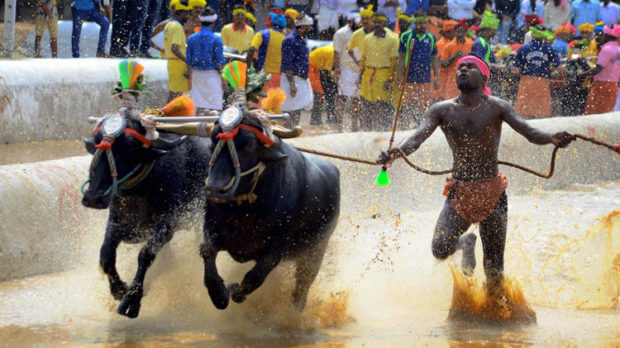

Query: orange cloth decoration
[161,94,195,116]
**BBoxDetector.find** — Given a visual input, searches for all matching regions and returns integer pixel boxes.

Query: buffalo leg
[200,242,229,310]
[100,228,127,301]
[229,253,281,304]
[117,221,174,318]
[292,241,328,311]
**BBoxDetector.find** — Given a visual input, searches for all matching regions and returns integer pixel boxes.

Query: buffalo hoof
[110,280,128,301]
[117,285,143,318]
[228,283,247,304]
[208,284,230,310]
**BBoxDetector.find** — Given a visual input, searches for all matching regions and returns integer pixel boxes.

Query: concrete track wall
[1,114,618,281]
[0,58,168,143]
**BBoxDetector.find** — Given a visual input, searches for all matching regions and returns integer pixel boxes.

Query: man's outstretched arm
[499,99,573,147]
[377,103,442,164]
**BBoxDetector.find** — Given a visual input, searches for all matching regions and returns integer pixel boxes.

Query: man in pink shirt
[583,24,620,114]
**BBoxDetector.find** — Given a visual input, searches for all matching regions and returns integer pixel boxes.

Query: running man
[377,55,574,294]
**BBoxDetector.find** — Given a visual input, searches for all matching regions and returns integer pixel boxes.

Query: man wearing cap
[334,12,362,131]
[309,44,338,126]
[359,12,400,130]
[471,10,498,64]
[377,54,574,298]
[248,12,287,93]
[280,14,315,127]
[575,23,599,56]
[348,5,375,69]
[398,10,440,127]
[397,7,413,33]
[221,5,255,54]
[164,0,193,101]
[582,25,620,114]
[186,7,226,114]
[513,25,560,118]
[552,23,572,57]
[440,18,473,99]
[434,19,456,99]
[284,8,299,35]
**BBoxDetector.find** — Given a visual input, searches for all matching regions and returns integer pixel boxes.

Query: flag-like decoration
[118,60,145,89]
[221,60,247,89]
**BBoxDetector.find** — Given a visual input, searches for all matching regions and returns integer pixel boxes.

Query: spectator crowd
[33,0,620,131]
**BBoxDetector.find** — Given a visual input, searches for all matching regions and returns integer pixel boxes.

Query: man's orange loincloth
[443,172,508,224]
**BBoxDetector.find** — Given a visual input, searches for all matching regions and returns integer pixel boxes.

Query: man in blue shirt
[398,10,439,127]
[71,0,110,57]
[280,14,314,128]
[572,0,602,35]
[471,10,498,64]
[405,0,429,15]
[513,26,560,118]
[186,7,226,113]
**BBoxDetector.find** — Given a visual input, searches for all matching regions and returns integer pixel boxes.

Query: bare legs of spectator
[35,36,42,58]
[320,70,338,125]
[310,92,324,125]
[167,91,183,103]
[360,99,393,131]
[339,96,363,132]
[285,110,301,129]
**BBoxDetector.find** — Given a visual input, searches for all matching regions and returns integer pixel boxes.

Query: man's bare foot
[457,233,477,276]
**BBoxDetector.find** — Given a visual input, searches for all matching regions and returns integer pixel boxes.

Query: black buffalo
[82,111,211,318]
[201,113,340,310]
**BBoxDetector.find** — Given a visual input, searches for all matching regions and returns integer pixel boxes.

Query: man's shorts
[35,16,58,39]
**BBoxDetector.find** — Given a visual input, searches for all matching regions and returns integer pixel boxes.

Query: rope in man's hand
[294,133,619,179]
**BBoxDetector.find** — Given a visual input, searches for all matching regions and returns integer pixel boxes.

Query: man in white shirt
[333,12,361,131]
[601,0,620,25]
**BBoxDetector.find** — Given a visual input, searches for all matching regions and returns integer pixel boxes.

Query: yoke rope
[293,134,618,179]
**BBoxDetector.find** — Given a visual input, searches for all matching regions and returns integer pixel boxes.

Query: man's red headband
[457,55,491,96]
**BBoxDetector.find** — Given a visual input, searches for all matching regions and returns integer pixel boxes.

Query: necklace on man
[457,96,484,111]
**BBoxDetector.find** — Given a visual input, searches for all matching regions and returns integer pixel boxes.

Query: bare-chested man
[378,55,574,293]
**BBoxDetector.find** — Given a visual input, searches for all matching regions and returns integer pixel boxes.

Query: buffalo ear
[83,137,96,154]
[259,143,288,161]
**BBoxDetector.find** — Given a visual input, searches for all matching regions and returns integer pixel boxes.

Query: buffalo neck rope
[81,125,156,197]
[207,123,274,204]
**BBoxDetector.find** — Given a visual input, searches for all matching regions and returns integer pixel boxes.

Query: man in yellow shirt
[309,44,338,127]
[164,0,193,101]
[221,5,255,54]
[359,12,399,131]
[247,12,287,92]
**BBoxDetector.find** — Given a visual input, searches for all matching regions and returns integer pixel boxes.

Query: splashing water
[447,265,537,325]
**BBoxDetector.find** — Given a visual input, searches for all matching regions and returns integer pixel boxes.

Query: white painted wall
[0,58,168,143]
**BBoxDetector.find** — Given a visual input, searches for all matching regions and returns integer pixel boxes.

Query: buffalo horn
[152,135,188,150]
[150,113,290,123]
[272,125,303,139]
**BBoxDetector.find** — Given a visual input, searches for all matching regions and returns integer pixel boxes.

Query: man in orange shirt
[434,19,456,100]
[439,18,473,100]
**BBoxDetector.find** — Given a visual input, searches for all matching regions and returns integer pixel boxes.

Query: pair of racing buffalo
[82,107,340,318]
